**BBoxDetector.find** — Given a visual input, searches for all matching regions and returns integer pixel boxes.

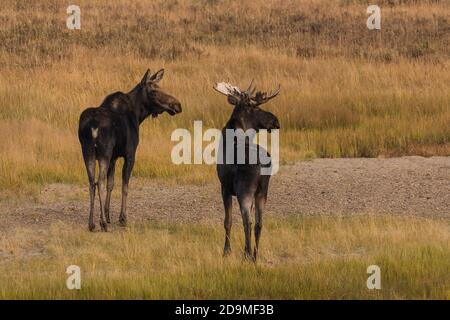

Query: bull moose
[78,69,182,232]
[213,81,280,261]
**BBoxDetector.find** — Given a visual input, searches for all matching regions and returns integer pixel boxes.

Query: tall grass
[0,0,449,194]
[0,215,448,299]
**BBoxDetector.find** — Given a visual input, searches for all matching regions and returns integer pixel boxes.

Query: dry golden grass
[0,215,448,299]
[0,0,449,194]
[0,1,448,300]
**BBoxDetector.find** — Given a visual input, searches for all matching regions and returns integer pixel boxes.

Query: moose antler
[213,82,242,98]
[245,79,256,96]
[250,84,281,106]
[213,81,281,107]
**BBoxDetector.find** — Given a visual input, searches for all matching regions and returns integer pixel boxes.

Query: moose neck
[127,85,152,125]
[225,109,251,132]
[223,117,256,147]
[225,118,240,131]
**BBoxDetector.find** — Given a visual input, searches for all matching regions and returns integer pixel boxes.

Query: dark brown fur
[214,81,280,261]
[78,69,182,232]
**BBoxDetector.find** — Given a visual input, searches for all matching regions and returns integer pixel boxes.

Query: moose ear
[150,69,165,83]
[140,69,151,86]
[227,95,239,106]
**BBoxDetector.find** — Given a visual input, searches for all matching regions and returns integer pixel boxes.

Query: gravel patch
[0,156,448,235]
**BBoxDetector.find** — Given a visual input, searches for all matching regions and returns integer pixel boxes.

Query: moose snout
[172,102,182,113]
[271,119,280,130]
[273,119,280,129]
[168,101,182,115]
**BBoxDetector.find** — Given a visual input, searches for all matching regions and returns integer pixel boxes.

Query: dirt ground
[0,156,448,235]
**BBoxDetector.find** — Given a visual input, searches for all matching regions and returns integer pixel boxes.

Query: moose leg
[97,159,110,232]
[88,171,96,232]
[82,145,96,232]
[253,194,266,261]
[222,187,233,256]
[104,158,116,223]
[238,194,254,260]
[119,156,135,227]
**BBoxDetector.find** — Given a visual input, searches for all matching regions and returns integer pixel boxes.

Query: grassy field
[0,0,449,195]
[0,215,448,299]
[0,1,448,301]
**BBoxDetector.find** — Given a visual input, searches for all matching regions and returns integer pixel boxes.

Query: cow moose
[213,81,280,261]
[78,69,182,232]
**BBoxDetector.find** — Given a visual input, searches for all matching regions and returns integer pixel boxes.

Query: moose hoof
[244,252,256,263]
[106,216,111,224]
[88,224,96,232]
[253,249,258,261]
[223,247,231,257]
[100,221,108,232]
[119,218,127,227]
